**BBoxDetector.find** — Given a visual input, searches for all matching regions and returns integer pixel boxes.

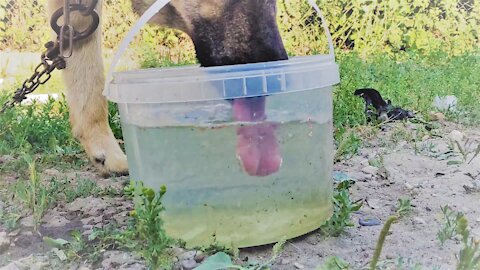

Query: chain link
[1,0,100,114]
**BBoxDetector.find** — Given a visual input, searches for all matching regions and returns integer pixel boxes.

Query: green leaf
[160,185,167,196]
[351,200,363,212]
[447,160,463,165]
[194,252,236,270]
[317,256,350,270]
[88,229,102,241]
[468,144,480,164]
[333,171,351,183]
[43,237,70,248]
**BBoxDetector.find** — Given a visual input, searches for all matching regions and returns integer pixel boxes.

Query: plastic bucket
[104,0,340,248]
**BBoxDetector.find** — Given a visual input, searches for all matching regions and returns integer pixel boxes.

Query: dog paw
[82,133,129,177]
[92,151,129,177]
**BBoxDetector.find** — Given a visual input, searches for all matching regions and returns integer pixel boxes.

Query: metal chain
[1,0,100,114]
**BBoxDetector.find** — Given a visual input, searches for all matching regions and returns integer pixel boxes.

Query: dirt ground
[246,121,480,270]
[0,119,479,270]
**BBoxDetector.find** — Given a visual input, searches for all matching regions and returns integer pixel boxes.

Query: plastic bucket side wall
[117,86,334,248]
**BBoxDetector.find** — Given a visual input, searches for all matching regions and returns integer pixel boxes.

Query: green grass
[0,95,116,174]
[316,203,479,270]
[317,198,415,270]
[12,154,50,230]
[320,179,363,236]
[334,51,480,128]
[437,206,465,247]
[195,239,285,270]
[124,183,173,268]
[44,182,174,269]
[334,130,362,162]
[435,206,480,270]
[0,207,21,231]
[46,177,114,203]
[0,95,77,154]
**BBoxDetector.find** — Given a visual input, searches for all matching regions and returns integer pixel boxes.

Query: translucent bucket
[104,0,340,248]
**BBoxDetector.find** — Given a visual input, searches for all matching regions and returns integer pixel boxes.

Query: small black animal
[354,88,414,122]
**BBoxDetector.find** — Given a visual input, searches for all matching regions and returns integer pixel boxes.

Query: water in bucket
[119,85,334,247]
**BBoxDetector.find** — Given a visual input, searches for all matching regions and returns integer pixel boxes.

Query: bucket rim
[105,54,339,104]
[110,54,335,84]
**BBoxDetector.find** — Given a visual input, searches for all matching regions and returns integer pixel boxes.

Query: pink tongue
[233,97,282,177]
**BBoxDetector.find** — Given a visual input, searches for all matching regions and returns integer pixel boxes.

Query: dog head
[133,0,288,66]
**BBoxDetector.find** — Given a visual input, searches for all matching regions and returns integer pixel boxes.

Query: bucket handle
[307,0,335,59]
[103,0,335,95]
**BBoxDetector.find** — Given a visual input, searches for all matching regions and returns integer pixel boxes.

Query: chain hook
[60,24,74,58]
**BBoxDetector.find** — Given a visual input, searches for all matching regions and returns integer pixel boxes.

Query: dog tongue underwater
[232,97,283,177]
[226,93,283,177]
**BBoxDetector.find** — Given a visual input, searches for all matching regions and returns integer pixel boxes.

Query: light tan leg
[47,0,128,176]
